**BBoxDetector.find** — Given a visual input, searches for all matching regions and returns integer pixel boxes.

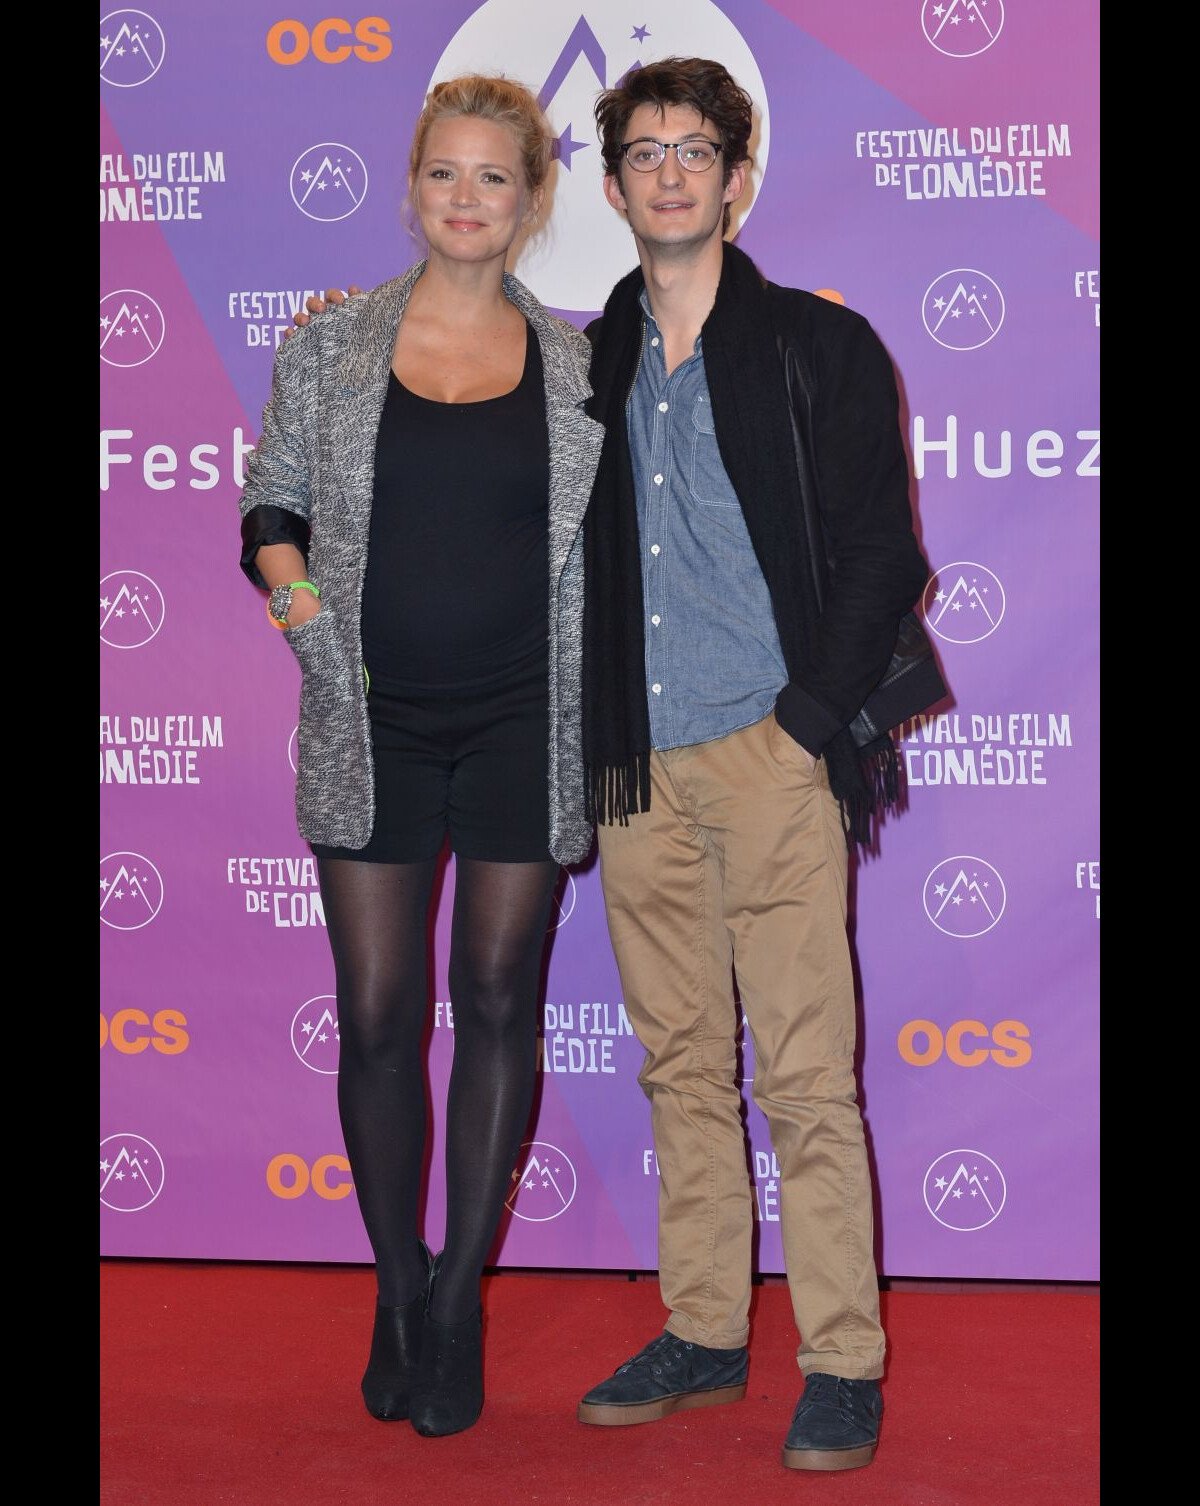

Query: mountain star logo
[922,270,1005,350]
[429,1,769,310]
[100,10,166,86]
[290,143,368,221]
[506,1140,578,1222]
[100,1133,166,1211]
[100,290,166,368]
[921,0,1005,59]
[291,995,340,1075]
[100,852,164,930]
[923,562,1005,645]
[549,873,577,930]
[923,1148,1006,1229]
[100,571,166,650]
[923,856,1006,938]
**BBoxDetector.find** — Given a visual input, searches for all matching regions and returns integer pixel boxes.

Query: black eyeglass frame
[616,138,724,173]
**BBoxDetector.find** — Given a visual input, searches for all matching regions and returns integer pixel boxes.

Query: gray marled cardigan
[238,262,605,864]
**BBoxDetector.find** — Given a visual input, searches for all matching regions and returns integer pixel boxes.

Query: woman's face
[412,114,536,265]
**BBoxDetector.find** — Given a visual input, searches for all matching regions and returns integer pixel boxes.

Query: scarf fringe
[586,754,652,827]
[828,735,903,850]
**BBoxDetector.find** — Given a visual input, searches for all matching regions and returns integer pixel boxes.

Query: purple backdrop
[100,0,1099,1278]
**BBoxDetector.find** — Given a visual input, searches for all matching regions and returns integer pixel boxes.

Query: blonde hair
[409,74,553,193]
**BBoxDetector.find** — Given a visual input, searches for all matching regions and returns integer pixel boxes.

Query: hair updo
[409,74,553,193]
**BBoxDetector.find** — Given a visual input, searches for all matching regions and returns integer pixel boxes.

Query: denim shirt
[627,291,787,751]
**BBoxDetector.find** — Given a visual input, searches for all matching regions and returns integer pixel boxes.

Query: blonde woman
[237,76,603,1436]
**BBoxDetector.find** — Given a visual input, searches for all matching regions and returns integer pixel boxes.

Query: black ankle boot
[409,1258,484,1437]
[361,1241,434,1421]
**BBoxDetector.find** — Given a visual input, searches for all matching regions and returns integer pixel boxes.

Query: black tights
[318,854,558,1323]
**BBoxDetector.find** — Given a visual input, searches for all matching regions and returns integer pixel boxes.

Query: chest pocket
[688,394,739,507]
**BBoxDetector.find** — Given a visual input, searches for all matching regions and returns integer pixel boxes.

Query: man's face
[603,102,745,258]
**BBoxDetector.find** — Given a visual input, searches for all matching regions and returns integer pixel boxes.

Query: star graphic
[969,307,977,315]
[951,894,963,905]
[524,1178,535,1190]
[934,883,947,897]
[932,297,946,311]
[950,601,962,611]
[552,124,588,171]
[114,326,126,336]
[318,1032,328,1043]
[983,1174,990,1181]
[100,316,111,330]
[950,307,961,318]
[932,4,945,14]
[970,1187,979,1195]
[300,170,313,183]
[934,1175,947,1189]
[302,1021,314,1035]
[131,1167,141,1179]
[950,12,961,21]
[116,1170,126,1180]
[100,878,110,891]
[951,1186,963,1197]
[101,34,111,46]
[969,600,978,608]
[970,894,978,903]
[116,607,126,617]
[116,45,126,55]
[631,24,651,42]
[100,1159,110,1172]
[317,180,327,191]
[334,1033,340,1042]
[934,589,946,602]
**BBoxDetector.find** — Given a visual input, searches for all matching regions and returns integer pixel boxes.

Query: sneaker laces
[615,1333,692,1379]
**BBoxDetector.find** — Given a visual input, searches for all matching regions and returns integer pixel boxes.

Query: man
[296,55,942,1472]
[572,58,941,1472]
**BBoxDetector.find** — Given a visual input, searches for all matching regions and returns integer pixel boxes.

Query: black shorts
[311,665,551,864]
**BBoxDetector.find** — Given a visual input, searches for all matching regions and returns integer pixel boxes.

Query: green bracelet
[289,581,321,598]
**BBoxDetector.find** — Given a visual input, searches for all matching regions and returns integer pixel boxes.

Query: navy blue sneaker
[577,1331,748,1426]
[782,1373,882,1470]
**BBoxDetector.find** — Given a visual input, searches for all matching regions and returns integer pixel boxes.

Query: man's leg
[690,712,885,1382]
[596,749,753,1349]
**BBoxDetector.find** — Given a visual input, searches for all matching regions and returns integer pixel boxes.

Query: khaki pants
[597,712,885,1378]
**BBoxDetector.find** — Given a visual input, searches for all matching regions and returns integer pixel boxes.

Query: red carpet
[101,1264,1098,1506]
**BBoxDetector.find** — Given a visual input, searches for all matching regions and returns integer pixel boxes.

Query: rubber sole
[781,1442,877,1471]
[577,1382,747,1426]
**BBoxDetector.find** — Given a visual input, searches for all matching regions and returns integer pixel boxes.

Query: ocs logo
[100,1133,165,1212]
[101,1009,189,1055]
[100,852,164,931]
[291,995,340,1075]
[923,562,1005,645]
[922,270,1005,351]
[266,1153,353,1199]
[100,9,166,87]
[266,17,392,64]
[923,1149,1006,1230]
[898,1019,1030,1068]
[506,1140,577,1222]
[923,856,1006,938]
[921,1,1005,59]
[549,873,577,930]
[100,290,166,368]
[101,570,166,650]
[290,143,368,222]
[429,0,770,311]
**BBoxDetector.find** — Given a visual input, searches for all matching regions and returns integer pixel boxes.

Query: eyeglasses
[618,138,722,173]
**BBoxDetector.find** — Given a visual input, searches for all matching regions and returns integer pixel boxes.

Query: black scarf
[581,242,895,847]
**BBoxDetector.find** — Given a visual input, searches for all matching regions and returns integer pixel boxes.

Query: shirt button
[658,401,669,413]
[651,336,660,347]
[651,614,661,626]
[650,544,661,556]
[651,683,662,695]
[653,473,664,485]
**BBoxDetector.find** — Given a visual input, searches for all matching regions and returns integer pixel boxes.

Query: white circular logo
[290,143,368,221]
[923,562,1005,645]
[100,852,164,930]
[291,995,340,1074]
[100,570,166,650]
[921,1,1005,59]
[100,1133,166,1211]
[922,269,1005,351]
[506,1140,577,1222]
[100,290,166,367]
[549,872,577,930]
[923,1148,1006,1229]
[100,9,166,86]
[923,855,1006,938]
[288,724,299,774]
[428,1,770,311]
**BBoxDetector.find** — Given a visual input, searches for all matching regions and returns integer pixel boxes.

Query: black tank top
[360,325,550,694]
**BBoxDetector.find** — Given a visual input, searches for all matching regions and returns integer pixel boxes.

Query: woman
[237,75,603,1437]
